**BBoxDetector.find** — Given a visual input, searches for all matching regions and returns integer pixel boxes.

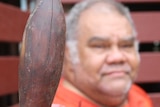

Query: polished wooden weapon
[18,0,66,106]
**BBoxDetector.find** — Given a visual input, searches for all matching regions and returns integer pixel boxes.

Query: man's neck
[63,79,89,99]
[62,79,128,107]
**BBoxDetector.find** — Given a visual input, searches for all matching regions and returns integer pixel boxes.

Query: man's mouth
[106,71,127,77]
[101,70,129,78]
[100,64,131,78]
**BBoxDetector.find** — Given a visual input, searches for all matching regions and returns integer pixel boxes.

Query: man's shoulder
[131,84,149,97]
[129,84,153,107]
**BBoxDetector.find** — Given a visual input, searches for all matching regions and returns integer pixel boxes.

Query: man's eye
[91,44,106,48]
[121,43,134,48]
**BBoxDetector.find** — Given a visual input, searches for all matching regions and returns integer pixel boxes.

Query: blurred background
[0,0,160,107]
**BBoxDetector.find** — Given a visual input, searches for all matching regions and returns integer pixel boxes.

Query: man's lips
[101,70,129,78]
[100,64,131,78]
[106,71,127,77]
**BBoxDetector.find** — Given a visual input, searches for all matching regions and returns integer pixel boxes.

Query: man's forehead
[76,2,135,43]
[88,35,136,42]
[81,2,119,16]
[78,11,133,38]
[78,2,125,28]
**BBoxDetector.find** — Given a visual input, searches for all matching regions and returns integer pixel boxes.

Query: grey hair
[66,0,138,64]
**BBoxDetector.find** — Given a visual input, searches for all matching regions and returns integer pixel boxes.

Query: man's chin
[98,78,132,97]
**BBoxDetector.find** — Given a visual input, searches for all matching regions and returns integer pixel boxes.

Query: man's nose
[105,46,125,64]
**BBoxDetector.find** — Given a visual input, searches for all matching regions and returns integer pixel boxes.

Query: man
[53,0,153,107]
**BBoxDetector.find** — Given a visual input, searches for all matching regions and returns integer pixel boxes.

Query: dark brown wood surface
[18,0,66,107]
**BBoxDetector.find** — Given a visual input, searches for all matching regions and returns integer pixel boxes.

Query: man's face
[70,4,140,101]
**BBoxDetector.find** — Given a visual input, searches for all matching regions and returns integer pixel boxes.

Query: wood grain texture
[18,0,66,107]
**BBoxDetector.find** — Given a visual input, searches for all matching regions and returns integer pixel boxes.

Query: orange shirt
[53,78,153,107]
[125,84,153,107]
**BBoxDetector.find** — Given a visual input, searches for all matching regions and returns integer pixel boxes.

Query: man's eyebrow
[88,36,110,43]
[120,36,136,42]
